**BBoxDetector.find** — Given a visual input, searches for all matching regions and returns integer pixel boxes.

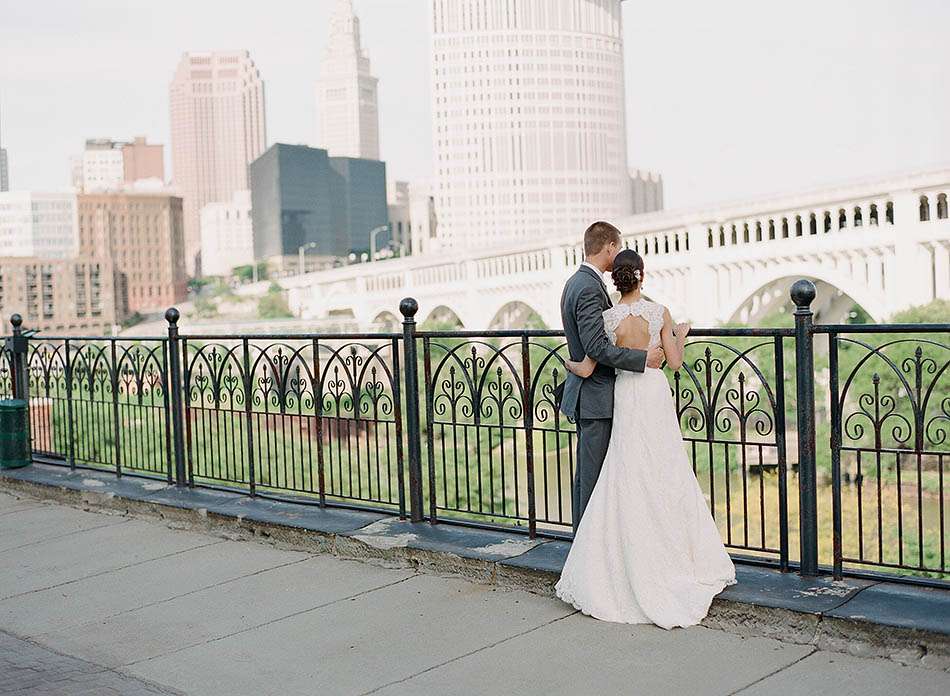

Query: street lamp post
[298,242,319,275]
[369,224,389,262]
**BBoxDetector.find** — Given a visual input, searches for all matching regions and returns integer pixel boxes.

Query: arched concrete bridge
[253,168,950,329]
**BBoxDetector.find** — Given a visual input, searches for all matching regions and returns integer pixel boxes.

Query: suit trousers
[573,415,613,534]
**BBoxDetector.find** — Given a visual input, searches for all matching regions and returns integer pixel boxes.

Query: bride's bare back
[613,315,652,351]
[563,296,689,377]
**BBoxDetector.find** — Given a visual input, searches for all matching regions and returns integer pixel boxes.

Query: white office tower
[430,0,633,250]
[318,0,380,160]
[199,190,254,277]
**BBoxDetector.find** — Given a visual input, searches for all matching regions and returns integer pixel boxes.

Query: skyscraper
[0,148,8,193]
[430,0,633,250]
[169,51,267,275]
[0,104,9,193]
[317,0,380,160]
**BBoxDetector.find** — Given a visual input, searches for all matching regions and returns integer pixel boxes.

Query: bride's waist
[616,366,665,378]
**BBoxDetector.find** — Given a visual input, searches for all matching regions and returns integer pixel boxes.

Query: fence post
[8,314,28,401]
[791,279,819,576]
[8,314,31,458]
[400,298,424,522]
[165,308,188,487]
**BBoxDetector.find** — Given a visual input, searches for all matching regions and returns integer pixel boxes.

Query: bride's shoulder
[644,300,669,324]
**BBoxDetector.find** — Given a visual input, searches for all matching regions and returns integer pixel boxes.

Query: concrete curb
[1,472,948,673]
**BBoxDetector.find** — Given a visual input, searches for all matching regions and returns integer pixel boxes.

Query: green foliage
[257,284,293,319]
[847,304,872,324]
[187,277,212,294]
[419,317,462,331]
[121,312,144,329]
[889,299,950,324]
[233,262,269,283]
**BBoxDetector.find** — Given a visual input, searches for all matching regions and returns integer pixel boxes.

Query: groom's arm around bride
[557,224,663,422]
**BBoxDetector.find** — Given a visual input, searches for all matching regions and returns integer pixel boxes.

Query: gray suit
[559,264,647,533]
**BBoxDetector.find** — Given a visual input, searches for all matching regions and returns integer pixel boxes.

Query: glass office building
[250,144,387,266]
[328,157,388,255]
[250,144,342,261]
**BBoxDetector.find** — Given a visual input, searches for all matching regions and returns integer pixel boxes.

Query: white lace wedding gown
[554,299,736,629]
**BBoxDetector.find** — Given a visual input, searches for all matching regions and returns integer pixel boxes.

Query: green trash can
[0,399,31,469]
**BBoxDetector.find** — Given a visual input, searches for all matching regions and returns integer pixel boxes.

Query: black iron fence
[2,281,947,588]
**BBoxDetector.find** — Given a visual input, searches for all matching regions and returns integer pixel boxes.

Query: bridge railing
[2,280,947,588]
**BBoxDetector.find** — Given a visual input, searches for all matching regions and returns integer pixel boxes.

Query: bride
[554,249,736,629]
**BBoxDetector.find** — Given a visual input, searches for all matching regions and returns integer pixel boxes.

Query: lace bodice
[603,299,665,349]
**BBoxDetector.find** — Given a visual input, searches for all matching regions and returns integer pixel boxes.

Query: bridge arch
[487,300,547,330]
[722,266,884,325]
[370,309,400,331]
[421,304,465,329]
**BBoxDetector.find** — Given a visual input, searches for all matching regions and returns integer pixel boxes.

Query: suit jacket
[558,264,648,420]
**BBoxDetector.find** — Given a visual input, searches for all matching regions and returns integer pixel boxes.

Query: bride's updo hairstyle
[611,249,644,294]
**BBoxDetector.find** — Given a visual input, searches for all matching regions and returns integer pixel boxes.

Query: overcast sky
[2,0,949,208]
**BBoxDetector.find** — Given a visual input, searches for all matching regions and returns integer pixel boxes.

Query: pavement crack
[0,540,224,603]
[0,517,131,554]
[68,556,316,628]
[0,504,44,517]
[725,647,818,695]
[358,608,580,695]
[122,572,422,667]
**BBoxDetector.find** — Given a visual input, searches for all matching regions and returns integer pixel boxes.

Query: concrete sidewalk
[0,490,947,696]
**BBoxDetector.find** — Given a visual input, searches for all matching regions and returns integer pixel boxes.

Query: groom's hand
[646,345,665,369]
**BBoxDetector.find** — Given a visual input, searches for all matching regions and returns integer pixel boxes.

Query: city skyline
[1,1,950,210]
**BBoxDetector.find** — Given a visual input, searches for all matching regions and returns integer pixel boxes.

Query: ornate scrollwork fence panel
[418,332,575,535]
[181,334,404,513]
[418,328,789,561]
[24,337,171,479]
[673,332,790,569]
[828,326,950,580]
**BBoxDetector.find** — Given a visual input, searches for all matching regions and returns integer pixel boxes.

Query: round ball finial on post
[399,298,419,322]
[790,279,816,312]
[9,314,22,332]
[164,307,180,327]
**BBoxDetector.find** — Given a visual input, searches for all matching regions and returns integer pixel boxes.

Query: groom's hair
[583,221,622,256]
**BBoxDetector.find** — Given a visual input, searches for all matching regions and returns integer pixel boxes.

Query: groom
[559,221,664,533]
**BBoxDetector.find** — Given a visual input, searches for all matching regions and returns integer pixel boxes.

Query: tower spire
[317,0,380,160]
